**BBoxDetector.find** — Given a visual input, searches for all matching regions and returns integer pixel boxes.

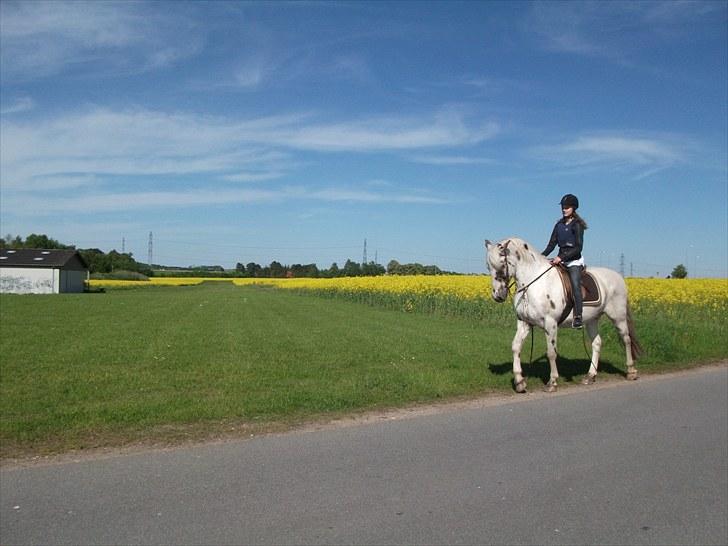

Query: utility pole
[148,232,153,267]
[619,253,625,277]
[363,238,367,265]
[630,262,634,277]
[121,237,125,253]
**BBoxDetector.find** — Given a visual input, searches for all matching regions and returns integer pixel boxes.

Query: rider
[542,194,588,328]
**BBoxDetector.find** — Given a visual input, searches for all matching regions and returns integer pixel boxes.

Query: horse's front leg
[512,320,532,393]
[582,320,602,385]
[543,318,559,392]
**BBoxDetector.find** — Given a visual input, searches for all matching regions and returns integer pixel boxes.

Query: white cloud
[525,2,608,57]
[0,105,473,216]
[538,135,683,166]
[0,1,201,81]
[220,172,285,183]
[1,185,449,216]
[3,188,285,214]
[307,188,449,205]
[1,106,498,189]
[274,114,499,152]
[531,133,687,180]
[408,154,494,166]
[0,97,34,115]
[524,1,724,62]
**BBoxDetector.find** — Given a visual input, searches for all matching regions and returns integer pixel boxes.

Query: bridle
[492,240,516,295]
[491,239,555,297]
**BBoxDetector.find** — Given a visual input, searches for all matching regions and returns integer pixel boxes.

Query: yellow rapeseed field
[233,275,489,300]
[235,275,728,304]
[90,277,213,288]
[90,275,728,309]
[625,278,728,308]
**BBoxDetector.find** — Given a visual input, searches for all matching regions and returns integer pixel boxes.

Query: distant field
[2,279,726,459]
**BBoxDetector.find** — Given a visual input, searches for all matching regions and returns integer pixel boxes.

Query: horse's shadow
[488,355,626,388]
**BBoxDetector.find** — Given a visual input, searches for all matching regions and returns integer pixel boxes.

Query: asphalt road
[2,366,726,546]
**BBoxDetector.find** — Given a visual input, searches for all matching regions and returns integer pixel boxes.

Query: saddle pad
[556,267,602,324]
[581,271,601,305]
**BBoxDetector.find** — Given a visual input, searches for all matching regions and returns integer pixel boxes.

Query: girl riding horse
[542,194,587,328]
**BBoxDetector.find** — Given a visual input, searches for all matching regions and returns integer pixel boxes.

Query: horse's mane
[503,237,550,267]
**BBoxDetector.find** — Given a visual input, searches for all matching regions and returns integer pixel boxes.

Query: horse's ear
[485,239,492,249]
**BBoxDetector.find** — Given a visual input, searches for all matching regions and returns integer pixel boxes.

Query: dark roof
[0,249,89,269]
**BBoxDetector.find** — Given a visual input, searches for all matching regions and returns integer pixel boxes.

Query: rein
[515,264,556,295]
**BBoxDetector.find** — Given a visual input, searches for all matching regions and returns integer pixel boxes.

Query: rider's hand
[550,257,562,265]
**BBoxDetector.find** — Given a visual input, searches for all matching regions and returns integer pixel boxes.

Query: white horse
[485,237,640,393]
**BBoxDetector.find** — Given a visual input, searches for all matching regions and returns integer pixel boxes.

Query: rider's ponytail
[573,213,588,230]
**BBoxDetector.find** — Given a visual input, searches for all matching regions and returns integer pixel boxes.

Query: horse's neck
[511,249,549,286]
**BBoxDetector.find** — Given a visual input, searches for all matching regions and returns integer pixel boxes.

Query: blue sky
[1,1,726,276]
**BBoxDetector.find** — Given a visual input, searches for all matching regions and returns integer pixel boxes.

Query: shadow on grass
[488,355,627,389]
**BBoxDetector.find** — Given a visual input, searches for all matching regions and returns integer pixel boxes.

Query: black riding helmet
[560,194,579,209]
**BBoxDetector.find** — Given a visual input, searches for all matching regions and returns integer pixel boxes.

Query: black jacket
[542,218,584,262]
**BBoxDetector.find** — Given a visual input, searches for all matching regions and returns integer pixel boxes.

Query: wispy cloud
[275,113,499,152]
[0,105,474,216]
[407,154,494,166]
[538,135,682,165]
[0,97,34,115]
[532,133,686,180]
[0,1,201,81]
[1,106,497,189]
[524,0,725,63]
[2,184,449,216]
[3,188,285,214]
[220,172,285,183]
[525,2,607,57]
[306,188,449,205]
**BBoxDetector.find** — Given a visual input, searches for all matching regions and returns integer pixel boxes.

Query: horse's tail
[627,304,643,361]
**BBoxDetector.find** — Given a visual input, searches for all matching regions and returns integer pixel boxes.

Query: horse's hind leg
[512,320,531,393]
[582,320,602,385]
[611,315,639,380]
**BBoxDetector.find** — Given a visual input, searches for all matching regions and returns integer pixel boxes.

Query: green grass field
[1,282,725,459]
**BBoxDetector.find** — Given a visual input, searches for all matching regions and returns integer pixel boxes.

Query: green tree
[387,260,401,275]
[362,261,386,276]
[343,259,362,277]
[671,264,688,279]
[325,262,340,278]
[24,233,69,249]
[246,262,261,277]
[269,261,286,278]
[79,248,109,273]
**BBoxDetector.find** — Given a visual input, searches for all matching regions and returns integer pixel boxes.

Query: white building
[0,249,89,294]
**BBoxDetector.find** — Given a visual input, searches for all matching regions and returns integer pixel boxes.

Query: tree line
[1,233,153,277]
[1,234,453,278]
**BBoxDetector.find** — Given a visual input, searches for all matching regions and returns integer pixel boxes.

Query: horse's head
[485,239,512,303]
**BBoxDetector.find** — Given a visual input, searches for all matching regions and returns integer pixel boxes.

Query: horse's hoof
[514,380,528,393]
[542,381,558,393]
[581,374,596,385]
[627,370,639,381]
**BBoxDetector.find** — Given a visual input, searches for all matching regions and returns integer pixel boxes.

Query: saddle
[556,266,601,324]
